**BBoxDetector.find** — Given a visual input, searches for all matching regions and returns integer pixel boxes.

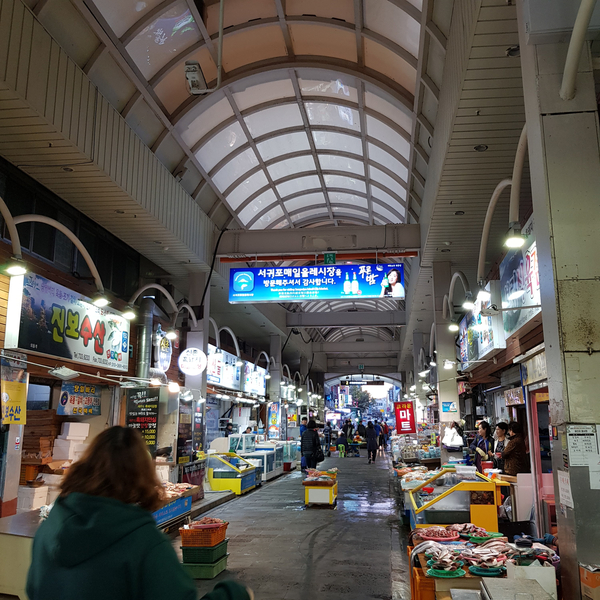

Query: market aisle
[185,456,411,600]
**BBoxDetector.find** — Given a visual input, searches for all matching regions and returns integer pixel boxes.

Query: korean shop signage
[394,401,416,434]
[125,387,160,453]
[58,381,102,416]
[499,216,541,339]
[504,386,525,406]
[521,352,547,386]
[1,351,27,425]
[228,263,405,303]
[5,274,130,372]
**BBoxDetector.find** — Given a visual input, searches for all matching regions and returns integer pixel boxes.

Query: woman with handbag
[301,420,321,469]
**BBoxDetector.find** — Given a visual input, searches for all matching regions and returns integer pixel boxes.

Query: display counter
[239,450,282,482]
[408,469,509,532]
[207,453,257,495]
[280,440,298,471]
[256,442,284,470]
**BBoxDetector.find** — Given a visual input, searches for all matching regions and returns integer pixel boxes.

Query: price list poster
[125,387,160,454]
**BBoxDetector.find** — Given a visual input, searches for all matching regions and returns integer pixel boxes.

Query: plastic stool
[338,445,346,458]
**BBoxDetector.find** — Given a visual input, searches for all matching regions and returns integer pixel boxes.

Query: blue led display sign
[228,263,405,303]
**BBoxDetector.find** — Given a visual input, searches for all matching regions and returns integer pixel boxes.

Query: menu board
[243,362,267,396]
[125,387,160,454]
[177,402,193,464]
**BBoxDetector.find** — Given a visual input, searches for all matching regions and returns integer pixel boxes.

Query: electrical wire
[199,227,227,314]
[280,328,293,354]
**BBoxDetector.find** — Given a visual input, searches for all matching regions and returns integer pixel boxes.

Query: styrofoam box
[54,439,81,450]
[18,485,48,509]
[18,485,48,497]
[53,444,87,461]
[39,473,63,486]
[56,434,87,441]
[60,422,90,438]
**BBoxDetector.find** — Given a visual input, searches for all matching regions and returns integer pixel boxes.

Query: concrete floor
[182,455,411,600]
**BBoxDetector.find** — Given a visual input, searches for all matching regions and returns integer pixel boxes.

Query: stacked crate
[179,523,229,579]
[22,410,63,465]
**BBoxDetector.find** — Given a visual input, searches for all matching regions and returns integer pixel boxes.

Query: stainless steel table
[481,578,553,599]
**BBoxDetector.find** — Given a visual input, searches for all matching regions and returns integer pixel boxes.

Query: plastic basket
[181,539,228,563]
[468,565,505,577]
[182,554,229,579]
[426,568,466,578]
[179,523,228,547]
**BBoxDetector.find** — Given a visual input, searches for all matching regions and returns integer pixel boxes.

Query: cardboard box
[581,566,600,600]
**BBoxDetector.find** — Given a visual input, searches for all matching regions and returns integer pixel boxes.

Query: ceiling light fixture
[429,360,436,367]
[462,292,475,311]
[505,228,526,248]
[474,144,488,152]
[418,369,430,378]
[477,289,491,303]
[150,378,161,386]
[443,359,455,370]
[165,328,177,341]
[48,366,80,381]
[265,372,271,380]
[4,257,27,276]
[122,305,136,320]
[235,357,244,367]
[448,323,459,332]
[91,292,110,308]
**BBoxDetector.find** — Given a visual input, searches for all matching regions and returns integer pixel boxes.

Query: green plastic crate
[182,554,229,579]
[181,539,229,563]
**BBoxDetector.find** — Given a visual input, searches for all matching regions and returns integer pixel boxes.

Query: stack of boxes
[52,422,90,462]
[179,524,230,579]
[22,410,63,464]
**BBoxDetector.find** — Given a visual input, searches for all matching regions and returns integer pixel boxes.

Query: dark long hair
[60,426,163,511]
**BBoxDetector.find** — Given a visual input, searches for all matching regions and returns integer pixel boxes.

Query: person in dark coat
[301,419,320,469]
[323,421,332,456]
[502,421,528,476]
[357,420,366,437]
[366,421,378,464]
[470,421,492,473]
[26,426,252,600]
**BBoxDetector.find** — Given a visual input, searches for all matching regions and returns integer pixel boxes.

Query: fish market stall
[206,453,257,496]
[408,468,509,532]
[302,468,338,506]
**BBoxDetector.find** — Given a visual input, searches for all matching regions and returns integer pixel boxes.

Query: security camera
[480,305,499,317]
[185,61,208,95]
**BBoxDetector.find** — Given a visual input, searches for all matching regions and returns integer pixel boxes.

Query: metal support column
[518,5,600,596]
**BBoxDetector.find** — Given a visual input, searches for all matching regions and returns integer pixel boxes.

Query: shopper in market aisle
[300,417,308,435]
[492,422,509,471]
[502,421,528,476]
[301,419,321,469]
[470,421,492,473]
[342,419,354,438]
[323,421,333,456]
[357,419,366,437]
[366,421,378,464]
[26,427,252,600]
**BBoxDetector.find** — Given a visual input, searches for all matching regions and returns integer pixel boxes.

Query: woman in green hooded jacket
[26,426,250,600]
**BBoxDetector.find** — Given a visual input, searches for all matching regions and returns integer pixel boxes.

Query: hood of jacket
[44,493,155,568]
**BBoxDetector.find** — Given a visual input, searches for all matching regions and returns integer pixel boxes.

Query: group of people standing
[470,420,527,476]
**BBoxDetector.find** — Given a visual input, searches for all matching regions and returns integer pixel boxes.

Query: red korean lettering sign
[394,401,416,434]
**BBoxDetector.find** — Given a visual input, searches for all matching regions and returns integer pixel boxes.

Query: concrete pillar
[432,262,461,463]
[517,7,600,596]
[269,334,282,402]
[187,273,210,452]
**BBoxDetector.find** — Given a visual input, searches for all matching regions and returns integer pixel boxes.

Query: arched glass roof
[89,0,423,230]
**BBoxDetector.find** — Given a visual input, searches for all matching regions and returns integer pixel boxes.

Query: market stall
[152,482,199,530]
[206,453,257,495]
[302,468,338,507]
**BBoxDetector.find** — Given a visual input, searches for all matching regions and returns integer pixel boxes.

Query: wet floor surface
[180,454,412,600]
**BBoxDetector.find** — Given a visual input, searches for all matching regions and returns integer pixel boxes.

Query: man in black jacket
[301,420,320,469]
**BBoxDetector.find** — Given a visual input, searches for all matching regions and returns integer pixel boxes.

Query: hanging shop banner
[178,347,207,377]
[268,402,280,439]
[5,274,130,372]
[459,281,505,371]
[206,344,242,390]
[125,387,160,453]
[242,363,267,396]
[504,386,525,406]
[441,401,458,414]
[521,352,547,386]
[58,381,102,416]
[1,351,28,425]
[229,263,405,303]
[499,217,542,339]
[153,324,173,372]
[394,401,416,434]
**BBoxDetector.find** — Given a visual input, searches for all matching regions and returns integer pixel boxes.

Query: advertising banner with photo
[243,363,267,396]
[459,281,505,371]
[5,274,130,372]
[394,401,416,434]
[268,402,280,439]
[229,263,405,303]
[206,344,242,390]
[499,216,541,339]
[58,381,102,416]
[1,351,28,425]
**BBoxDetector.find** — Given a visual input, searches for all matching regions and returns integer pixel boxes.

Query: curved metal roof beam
[171,57,414,124]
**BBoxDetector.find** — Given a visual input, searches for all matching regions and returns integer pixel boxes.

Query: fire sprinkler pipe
[560,0,598,101]
[219,251,419,263]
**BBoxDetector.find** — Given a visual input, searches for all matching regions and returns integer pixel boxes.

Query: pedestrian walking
[357,420,366,437]
[26,426,252,600]
[301,420,321,469]
[366,421,378,464]
[323,421,332,456]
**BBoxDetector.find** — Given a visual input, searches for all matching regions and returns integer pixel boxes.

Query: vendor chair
[338,445,346,458]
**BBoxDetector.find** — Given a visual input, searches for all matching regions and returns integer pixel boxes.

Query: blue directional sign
[228,263,405,303]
